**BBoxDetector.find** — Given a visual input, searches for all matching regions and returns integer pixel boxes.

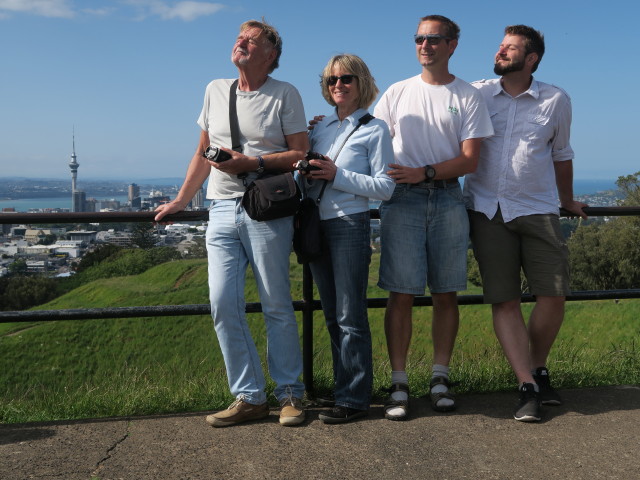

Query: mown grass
[1,255,639,423]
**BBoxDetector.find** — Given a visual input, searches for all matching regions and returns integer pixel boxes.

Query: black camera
[203,146,232,163]
[295,151,324,173]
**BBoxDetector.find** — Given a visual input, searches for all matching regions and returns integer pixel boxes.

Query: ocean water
[572,179,618,195]
[0,195,130,213]
[1,180,618,213]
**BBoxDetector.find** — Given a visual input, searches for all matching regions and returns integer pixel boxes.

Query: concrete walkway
[1,385,639,480]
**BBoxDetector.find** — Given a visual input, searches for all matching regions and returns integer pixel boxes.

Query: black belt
[417,178,459,188]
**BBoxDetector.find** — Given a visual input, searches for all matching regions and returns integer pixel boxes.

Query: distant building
[191,187,205,209]
[96,199,121,211]
[128,183,141,208]
[73,190,86,212]
[10,226,28,237]
[164,224,191,234]
[98,230,133,247]
[84,198,98,212]
[67,230,97,243]
[52,240,85,258]
[141,189,171,210]
[24,229,53,244]
[26,259,48,274]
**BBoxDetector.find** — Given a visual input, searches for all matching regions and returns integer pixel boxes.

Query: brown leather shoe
[279,396,305,426]
[205,399,269,428]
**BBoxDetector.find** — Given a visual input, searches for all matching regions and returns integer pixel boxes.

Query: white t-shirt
[374,75,493,167]
[197,77,307,199]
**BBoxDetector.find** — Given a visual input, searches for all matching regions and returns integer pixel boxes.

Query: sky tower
[69,130,80,212]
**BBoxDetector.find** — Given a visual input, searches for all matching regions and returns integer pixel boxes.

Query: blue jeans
[378,182,469,295]
[309,212,373,410]
[206,198,304,404]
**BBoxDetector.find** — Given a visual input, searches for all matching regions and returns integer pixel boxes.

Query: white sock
[431,364,454,409]
[387,371,409,417]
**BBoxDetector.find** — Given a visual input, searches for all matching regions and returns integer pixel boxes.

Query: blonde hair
[320,54,379,109]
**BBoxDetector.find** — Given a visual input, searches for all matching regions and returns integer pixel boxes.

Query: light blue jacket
[305,108,395,220]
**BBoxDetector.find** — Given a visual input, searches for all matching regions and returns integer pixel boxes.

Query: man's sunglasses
[414,34,449,46]
[326,74,357,86]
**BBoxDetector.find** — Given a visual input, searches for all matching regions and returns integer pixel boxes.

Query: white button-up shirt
[463,78,574,222]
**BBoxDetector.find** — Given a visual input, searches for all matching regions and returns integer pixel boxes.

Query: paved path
[1,386,639,480]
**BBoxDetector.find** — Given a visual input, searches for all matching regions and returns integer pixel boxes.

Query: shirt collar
[324,107,368,127]
[494,76,540,99]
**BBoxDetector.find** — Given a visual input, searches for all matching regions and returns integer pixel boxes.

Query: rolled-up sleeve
[551,93,574,163]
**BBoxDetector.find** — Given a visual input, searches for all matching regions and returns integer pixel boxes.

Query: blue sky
[1,0,638,182]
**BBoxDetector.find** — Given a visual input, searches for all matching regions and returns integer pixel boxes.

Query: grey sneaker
[279,396,305,426]
[205,399,269,428]
[533,367,563,406]
[514,383,541,422]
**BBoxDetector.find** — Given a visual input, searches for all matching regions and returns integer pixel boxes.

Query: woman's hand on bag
[308,155,337,181]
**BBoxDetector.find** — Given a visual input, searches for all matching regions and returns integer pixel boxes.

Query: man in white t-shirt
[464,25,587,422]
[155,20,308,428]
[374,14,493,420]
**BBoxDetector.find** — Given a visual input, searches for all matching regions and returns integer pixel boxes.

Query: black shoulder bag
[293,113,374,263]
[226,81,300,221]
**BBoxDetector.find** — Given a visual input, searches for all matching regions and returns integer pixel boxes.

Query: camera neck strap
[314,113,375,204]
[229,79,242,153]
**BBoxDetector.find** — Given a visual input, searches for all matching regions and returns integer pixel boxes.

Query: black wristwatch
[424,164,436,182]
[256,156,265,174]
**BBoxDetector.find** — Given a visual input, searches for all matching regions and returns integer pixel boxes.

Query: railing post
[301,262,315,395]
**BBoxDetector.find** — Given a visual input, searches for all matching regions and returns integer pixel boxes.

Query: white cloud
[125,0,225,22]
[0,0,75,18]
[81,7,114,17]
[156,1,224,21]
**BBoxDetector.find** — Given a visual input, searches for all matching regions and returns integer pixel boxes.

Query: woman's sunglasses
[326,74,357,86]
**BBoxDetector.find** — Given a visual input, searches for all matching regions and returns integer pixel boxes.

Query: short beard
[494,57,525,75]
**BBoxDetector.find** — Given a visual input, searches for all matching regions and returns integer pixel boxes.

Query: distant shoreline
[0,179,619,213]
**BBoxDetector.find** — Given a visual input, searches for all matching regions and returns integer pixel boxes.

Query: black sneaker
[514,382,541,422]
[318,406,368,424]
[533,367,563,406]
[314,391,336,407]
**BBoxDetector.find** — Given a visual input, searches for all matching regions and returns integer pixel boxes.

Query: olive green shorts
[468,208,570,304]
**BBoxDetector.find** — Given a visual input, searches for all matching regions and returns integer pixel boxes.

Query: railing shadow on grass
[1,206,640,393]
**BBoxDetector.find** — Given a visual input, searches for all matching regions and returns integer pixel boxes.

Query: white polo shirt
[463,78,574,222]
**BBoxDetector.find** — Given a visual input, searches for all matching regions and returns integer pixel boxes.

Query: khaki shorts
[468,208,570,304]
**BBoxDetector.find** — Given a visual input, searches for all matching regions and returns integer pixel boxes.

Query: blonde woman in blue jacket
[300,54,394,423]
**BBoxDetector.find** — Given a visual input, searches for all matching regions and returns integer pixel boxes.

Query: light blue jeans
[206,198,304,404]
[309,211,373,410]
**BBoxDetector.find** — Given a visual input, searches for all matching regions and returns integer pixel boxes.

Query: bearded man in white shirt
[464,25,587,422]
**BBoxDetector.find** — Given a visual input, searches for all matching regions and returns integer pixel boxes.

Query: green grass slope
[1,256,639,423]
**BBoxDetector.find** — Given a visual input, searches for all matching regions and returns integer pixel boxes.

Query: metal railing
[2,206,640,393]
